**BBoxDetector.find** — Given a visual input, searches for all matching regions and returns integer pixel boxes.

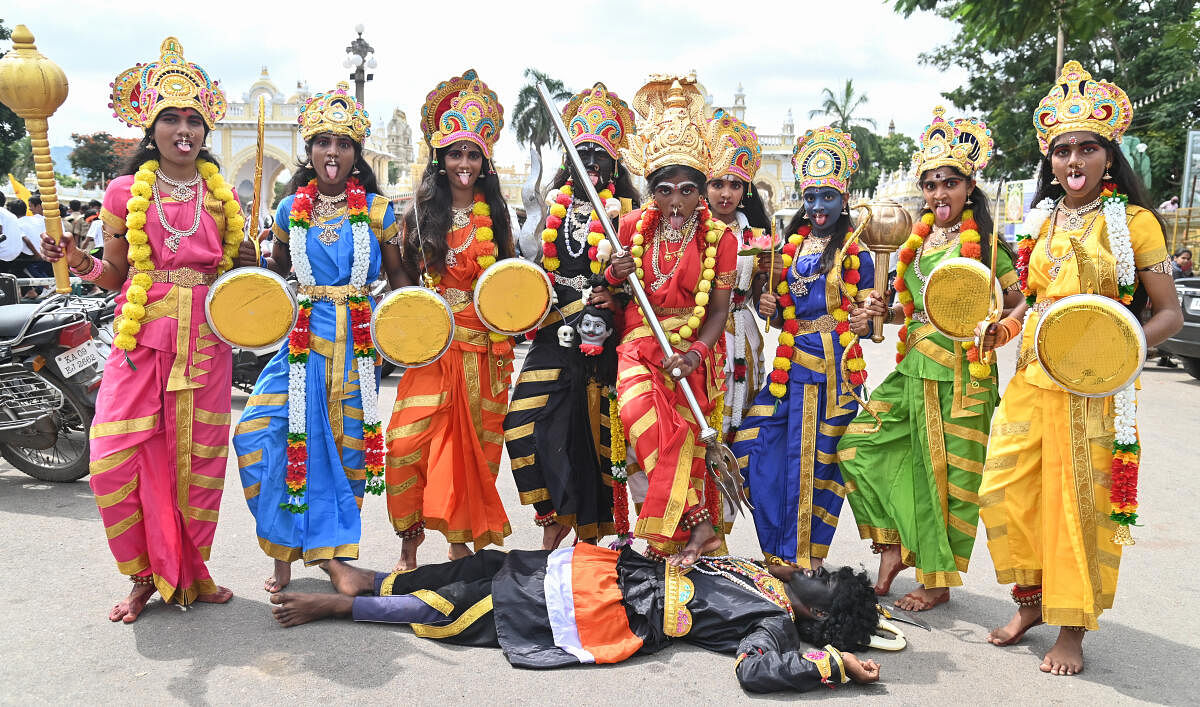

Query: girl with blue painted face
[732,126,874,571]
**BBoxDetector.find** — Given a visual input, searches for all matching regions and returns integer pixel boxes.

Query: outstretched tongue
[669,212,685,230]
[459,173,471,187]
[325,164,339,181]
[813,212,828,227]
[589,172,600,186]
[176,141,192,154]
[935,204,951,222]
[1066,173,1087,191]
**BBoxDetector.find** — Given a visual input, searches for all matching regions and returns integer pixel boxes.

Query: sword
[975,181,1005,363]
[245,95,266,262]
[515,147,544,260]
[535,82,751,516]
[877,603,932,631]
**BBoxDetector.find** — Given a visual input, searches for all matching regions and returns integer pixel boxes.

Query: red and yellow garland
[630,202,722,346]
[608,389,632,547]
[542,180,614,276]
[285,299,313,511]
[894,209,990,380]
[768,226,866,400]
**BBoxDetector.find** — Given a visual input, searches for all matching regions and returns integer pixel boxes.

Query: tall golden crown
[621,74,731,176]
[707,108,761,182]
[109,37,226,129]
[791,126,858,193]
[1034,60,1132,155]
[561,82,635,158]
[422,69,504,158]
[912,106,993,178]
[298,81,370,143]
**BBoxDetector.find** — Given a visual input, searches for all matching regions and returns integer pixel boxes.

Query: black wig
[790,566,878,652]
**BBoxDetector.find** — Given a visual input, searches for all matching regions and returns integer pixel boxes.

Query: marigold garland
[894,209,990,380]
[425,192,506,344]
[1014,184,1141,542]
[608,388,633,548]
[541,180,619,276]
[630,201,722,346]
[768,225,866,401]
[114,159,244,352]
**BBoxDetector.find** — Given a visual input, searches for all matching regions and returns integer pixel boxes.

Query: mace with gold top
[0,26,71,294]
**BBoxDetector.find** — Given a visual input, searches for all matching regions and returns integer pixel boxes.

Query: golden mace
[0,26,71,293]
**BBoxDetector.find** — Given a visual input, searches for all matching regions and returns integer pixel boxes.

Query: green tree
[0,20,29,176]
[8,135,32,180]
[69,132,121,188]
[858,132,919,195]
[906,0,1200,200]
[511,69,572,165]
[808,80,876,133]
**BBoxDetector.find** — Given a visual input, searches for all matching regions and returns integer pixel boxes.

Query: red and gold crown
[561,82,635,158]
[622,74,730,176]
[1034,60,1132,155]
[707,108,761,182]
[791,126,858,193]
[912,106,993,178]
[421,69,504,158]
[298,81,370,143]
[109,37,226,130]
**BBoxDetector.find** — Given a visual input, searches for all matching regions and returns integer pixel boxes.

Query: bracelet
[604,264,622,286]
[996,317,1022,346]
[687,339,710,362]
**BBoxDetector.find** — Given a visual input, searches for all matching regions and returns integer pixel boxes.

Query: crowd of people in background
[0,194,103,297]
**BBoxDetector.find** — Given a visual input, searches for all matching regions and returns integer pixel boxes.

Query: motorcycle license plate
[56,342,99,378]
[1188,297,1200,314]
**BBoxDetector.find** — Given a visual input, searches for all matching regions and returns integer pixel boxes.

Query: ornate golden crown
[561,82,635,158]
[912,106,993,178]
[421,69,504,158]
[110,37,227,130]
[791,126,858,193]
[1034,60,1132,155]
[621,74,731,177]
[298,81,370,143]
[707,109,762,182]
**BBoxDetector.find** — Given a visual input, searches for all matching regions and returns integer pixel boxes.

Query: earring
[612,164,619,179]
[438,168,446,175]
[477,172,486,180]
[746,182,753,197]
[304,160,313,168]
[1104,166,1113,179]
[353,168,361,175]
[1050,176,1060,185]
[146,143,157,151]
[965,197,974,205]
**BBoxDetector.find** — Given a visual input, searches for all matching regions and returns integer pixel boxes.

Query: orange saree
[384,221,513,549]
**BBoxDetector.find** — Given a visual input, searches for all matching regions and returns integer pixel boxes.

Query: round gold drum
[922,257,1003,341]
[1034,294,1146,397]
[372,287,455,367]
[473,258,552,336]
[205,268,298,349]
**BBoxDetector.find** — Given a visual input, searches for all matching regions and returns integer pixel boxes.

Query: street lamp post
[343,24,376,106]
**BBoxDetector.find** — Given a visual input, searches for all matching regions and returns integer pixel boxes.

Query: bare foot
[109,583,156,624]
[542,522,572,551]
[987,604,1044,646]
[895,586,949,611]
[196,586,234,604]
[270,592,354,627]
[394,533,424,572]
[1040,628,1085,675]
[808,557,824,570]
[448,542,473,562]
[874,544,903,596]
[324,559,376,596]
[666,522,721,567]
[264,559,291,593]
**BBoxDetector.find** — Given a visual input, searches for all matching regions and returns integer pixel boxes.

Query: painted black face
[571,141,616,189]
[787,566,841,619]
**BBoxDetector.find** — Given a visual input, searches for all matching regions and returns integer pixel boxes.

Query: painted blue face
[802,187,843,235]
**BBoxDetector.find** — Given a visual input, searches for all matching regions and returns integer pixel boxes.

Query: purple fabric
[352,594,447,625]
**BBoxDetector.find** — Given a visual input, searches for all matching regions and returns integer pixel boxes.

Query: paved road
[1,335,1196,705]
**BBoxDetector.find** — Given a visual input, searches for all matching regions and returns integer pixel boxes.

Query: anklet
[1011,584,1042,606]
[396,521,425,540]
[681,508,712,531]
[1064,625,1087,632]
[870,541,894,554]
[643,546,669,562]
[534,511,558,527]
[130,573,154,586]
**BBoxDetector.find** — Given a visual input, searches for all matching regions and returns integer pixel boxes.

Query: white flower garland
[724,211,755,432]
[288,195,380,473]
[1102,196,1135,289]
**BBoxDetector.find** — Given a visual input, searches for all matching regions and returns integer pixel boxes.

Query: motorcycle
[0,274,102,482]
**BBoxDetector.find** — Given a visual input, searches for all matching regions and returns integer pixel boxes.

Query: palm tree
[808,79,876,133]
[511,68,572,165]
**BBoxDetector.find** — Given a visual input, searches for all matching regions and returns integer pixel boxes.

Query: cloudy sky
[5,0,967,163]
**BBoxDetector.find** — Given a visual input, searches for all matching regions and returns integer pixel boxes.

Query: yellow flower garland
[630,204,722,346]
[114,159,244,351]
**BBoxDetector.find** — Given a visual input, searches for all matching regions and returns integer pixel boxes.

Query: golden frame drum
[473,258,553,336]
[1034,294,1146,397]
[204,268,298,349]
[372,287,455,367]
[922,257,1003,341]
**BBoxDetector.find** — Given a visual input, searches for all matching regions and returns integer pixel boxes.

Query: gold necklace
[1045,209,1101,281]
[1057,195,1103,231]
[314,190,348,245]
[650,220,695,290]
[451,205,472,231]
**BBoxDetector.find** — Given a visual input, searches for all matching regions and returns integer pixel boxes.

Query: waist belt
[1031,297,1061,315]
[911,310,930,324]
[134,267,218,288]
[794,314,837,334]
[442,287,472,312]
[298,284,370,304]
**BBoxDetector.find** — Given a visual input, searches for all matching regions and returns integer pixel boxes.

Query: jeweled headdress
[298,81,370,143]
[791,126,858,193]
[109,37,227,130]
[707,108,761,182]
[911,106,993,178]
[620,75,716,176]
[421,69,504,158]
[561,82,635,158]
[1033,60,1132,155]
